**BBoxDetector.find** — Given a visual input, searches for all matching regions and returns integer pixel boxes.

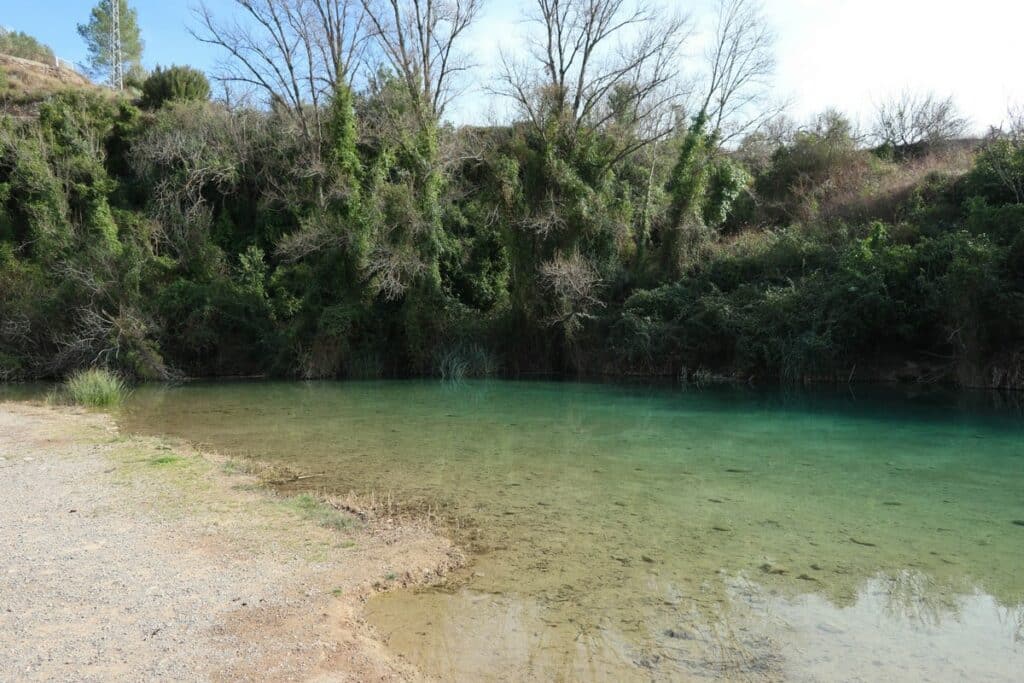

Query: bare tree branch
[873,89,969,149]
[497,0,692,159]
[359,0,483,121]
[697,0,777,143]
[191,0,369,150]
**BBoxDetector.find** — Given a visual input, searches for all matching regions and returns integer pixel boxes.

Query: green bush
[0,29,55,63]
[62,368,129,407]
[140,65,211,109]
[964,138,1024,206]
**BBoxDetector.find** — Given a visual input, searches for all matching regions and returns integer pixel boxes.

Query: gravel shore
[0,403,461,682]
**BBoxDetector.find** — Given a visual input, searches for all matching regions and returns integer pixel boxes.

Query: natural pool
[115,380,1024,681]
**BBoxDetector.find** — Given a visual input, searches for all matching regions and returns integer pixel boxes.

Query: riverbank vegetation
[2,0,1023,388]
[55,368,129,407]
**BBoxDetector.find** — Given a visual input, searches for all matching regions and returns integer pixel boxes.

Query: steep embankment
[0,53,103,116]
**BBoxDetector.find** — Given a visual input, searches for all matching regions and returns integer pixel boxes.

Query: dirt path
[0,403,461,682]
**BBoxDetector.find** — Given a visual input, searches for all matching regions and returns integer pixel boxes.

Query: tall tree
[192,0,368,152]
[696,0,777,143]
[360,0,483,123]
[499,0,691,158]
[77,0,145,86]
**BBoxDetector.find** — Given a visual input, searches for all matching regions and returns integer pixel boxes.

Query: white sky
[449,0,1024,133]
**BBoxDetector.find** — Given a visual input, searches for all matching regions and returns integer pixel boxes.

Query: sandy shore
[0,403,462,682]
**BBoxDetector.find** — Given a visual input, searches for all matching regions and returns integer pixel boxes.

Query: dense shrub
[0,74,1021,387]
[140,65,211,109]
[610,220,1023,385]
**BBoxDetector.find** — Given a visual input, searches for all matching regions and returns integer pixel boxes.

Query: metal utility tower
[109,0,123,90]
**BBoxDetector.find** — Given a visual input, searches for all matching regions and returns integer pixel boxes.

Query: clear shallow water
[114,380,1024,681]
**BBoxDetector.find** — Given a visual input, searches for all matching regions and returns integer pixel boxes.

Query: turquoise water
[115,380,1024,681]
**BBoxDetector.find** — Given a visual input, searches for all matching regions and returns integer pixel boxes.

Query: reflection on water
[756,573,1024,682]
[367,571,1024,681]
[115,380,1024,681]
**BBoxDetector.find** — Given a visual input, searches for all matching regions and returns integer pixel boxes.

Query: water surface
[117,380,1024,681]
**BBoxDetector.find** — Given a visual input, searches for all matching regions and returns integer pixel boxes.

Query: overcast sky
[8,0,1023,132]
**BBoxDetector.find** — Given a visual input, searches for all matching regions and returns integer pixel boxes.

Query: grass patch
[149,455,183,466]
[59,368,129,408]
[221,459,247,475]
[283,493,353,530]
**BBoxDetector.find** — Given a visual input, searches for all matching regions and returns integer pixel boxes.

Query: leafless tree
[359,0,483,121]
[873,90,969,149]
[539,250,604,338]
[192,0,368,149]
[695,0,777,142]
[498,0,692,157]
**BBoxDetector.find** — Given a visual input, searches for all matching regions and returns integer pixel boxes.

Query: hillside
[0,53,101,115]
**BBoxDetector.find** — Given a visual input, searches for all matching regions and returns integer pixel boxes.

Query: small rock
[759,562,787,575]
[665,627,693,640]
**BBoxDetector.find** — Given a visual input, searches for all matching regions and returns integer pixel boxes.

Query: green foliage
[612,219,1022,384]
[0,28,55,63]
[61,368,129,407]
[704,158,751,228]
[964,137,1024,206]
[327,84,362,183]
[0,61,1021,388]
[140,65,210,109]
